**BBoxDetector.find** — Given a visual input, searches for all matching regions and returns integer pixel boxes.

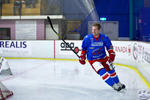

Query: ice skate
[117,82,126,89]
[112,83,122,91]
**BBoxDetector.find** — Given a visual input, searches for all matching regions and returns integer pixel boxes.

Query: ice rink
[0,59,149,100]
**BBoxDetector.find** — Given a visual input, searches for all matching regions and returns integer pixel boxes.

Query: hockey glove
[108,49,115,62]
[79,54,86,65]
[79,50,86,65]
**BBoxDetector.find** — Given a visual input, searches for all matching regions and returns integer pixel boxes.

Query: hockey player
[79,23,125,91]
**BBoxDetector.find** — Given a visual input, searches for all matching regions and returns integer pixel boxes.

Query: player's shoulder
[100,33,108,38]
[100,33,111,42]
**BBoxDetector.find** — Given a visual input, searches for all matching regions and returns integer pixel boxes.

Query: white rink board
[112,41,136,66]
[0,40,150,83]
[55,40,81,59]
[0,40,54,58]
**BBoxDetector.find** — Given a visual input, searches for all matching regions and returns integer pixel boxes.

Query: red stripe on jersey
[93,34,100,41]
[81,50,86,55]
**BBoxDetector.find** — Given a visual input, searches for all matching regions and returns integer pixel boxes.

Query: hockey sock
[98,68,115,87]
[108,69,120,84]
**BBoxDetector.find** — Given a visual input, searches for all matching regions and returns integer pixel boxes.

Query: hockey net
[0,57,13,99]
[0,57,13,75]
[0,82,13,100]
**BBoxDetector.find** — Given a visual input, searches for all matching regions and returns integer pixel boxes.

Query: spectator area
[2,0,40,16]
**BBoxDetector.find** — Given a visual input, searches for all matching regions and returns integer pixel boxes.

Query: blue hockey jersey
[81,33,113,60]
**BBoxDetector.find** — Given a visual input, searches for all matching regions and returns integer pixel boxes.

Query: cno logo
[60,42,80,53]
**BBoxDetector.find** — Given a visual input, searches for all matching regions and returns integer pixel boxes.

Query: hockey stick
[47,16,80,58]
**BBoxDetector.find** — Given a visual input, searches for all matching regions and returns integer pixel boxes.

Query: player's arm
[104,36,115,62]
[79,36,88,65]
[108,47,115,62]
[79,50,86,64]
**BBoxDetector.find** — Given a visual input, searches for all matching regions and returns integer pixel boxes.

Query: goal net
[0,56,13,99]
[0,57,13,75]
[0,82,13,100]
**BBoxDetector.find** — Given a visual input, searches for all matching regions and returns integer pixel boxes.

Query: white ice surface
[0,59,149,100]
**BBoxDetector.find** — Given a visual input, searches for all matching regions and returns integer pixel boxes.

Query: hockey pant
[90,61,120,87]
